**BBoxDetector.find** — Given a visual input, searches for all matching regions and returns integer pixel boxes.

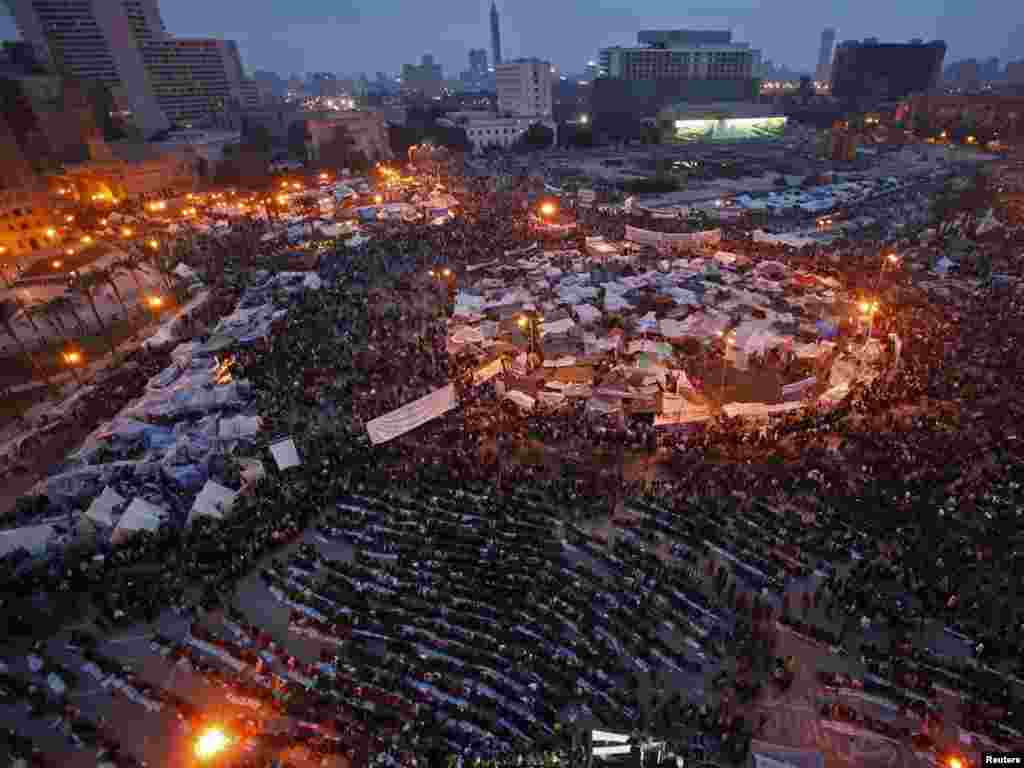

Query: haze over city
[1,0,1023,75]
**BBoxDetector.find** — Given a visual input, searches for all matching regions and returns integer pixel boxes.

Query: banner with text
[367,384,458,445]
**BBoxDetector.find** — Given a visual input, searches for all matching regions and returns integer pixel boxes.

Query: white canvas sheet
[366,384,458,445]
[113,498,165,544]
[269,437,302,469]
[219,414,262,440]
[189,480,238,524]
[542,317,575,336]
[723,401,804,419]
[85,486,125,527]
[505,390,536,410]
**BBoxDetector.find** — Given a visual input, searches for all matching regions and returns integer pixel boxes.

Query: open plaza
[0,139,1023,768]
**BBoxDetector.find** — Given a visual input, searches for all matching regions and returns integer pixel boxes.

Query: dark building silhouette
[831,38,946,109]
[591,77,760,140]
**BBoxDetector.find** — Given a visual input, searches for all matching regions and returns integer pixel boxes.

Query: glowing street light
[122,227,133,237]
[578,114,589,124]
[63,350,82,366]
[147,239,159,250]
[194,726,231,761]
[52,260,63,269]
[539,201,557,218]
[147,295,165,309]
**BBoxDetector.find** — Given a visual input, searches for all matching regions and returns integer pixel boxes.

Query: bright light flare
[374,195,384,204]
[517,316,528,328]
[887,253,899,263]
[122,227,133,237]
[947,758,964,768]
[194,726,230,760]
[45,228,57,238]
[442,268,451,277]
[540,202,557,217]
[147,296,164,309]
[147,239,159,250]
[52,260,63,269]
[64,351,82,365]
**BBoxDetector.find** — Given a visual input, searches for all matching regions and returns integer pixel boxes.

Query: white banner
[366,384,458,445]
[781,377,817,401]
[625,226,722,248]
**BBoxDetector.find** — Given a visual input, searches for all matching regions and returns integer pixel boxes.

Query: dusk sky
[2,0,1022,77]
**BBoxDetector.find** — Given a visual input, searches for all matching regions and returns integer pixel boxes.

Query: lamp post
[63,348,84,385]
[518,311,544,359]
[873,251,900,295]
[718,330,735,405]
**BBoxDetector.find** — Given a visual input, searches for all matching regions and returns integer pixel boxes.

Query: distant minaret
[490,1,502,66]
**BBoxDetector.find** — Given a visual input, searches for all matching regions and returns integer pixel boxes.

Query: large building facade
[816,28,836,84]
[830,38,946,108]
[401,54,443,98]
[495,58,552,117]
[5,0,257,137]
[593,30,761,140]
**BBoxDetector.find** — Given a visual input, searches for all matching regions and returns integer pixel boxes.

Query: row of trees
[1,244,179,377]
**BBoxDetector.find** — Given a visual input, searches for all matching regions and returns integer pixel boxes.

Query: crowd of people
[2,157,1024,768]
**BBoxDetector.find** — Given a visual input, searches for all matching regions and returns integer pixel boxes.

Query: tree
[0,298,35,371]
[287,121,310,164]
[94,266,131,320]
[517,123,554,151]
[318,125,356,170]
[69,271,116,354]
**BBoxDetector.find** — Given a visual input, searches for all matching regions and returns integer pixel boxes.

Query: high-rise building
[831,38,945,108]
[816,28,836,83]
[490,1,502,67]
[598,30,761,81]
[593,30,762,139]
[402,54,443,98]
[469,49,488,76]
[141,38,253,127]
[5,0,257,137]
[495,58,552,117]
[1008,61,1024,86]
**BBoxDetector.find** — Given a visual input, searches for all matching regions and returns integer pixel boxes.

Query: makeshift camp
[0,524,55,559]
[85,486,126,527]
[112,498,166,545]
[188,480,238,525]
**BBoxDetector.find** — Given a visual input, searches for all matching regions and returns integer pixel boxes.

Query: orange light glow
[147,296,164,309]
[45,228,57,238]
[52,260,63,269]
[81,235,93,244]
[194,726,230,760]
[147,239,159,249]
[65,214,75,223]
[122,227,133,237]
[374,195,383,204]
[947,758,964,768]
[319,172,329,180]
[65,248,75,256]
[540,202,557,217]
[64,351,82,365]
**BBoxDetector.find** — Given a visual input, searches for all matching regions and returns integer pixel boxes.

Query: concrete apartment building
[4,0,258,137]
[495,58,553,117]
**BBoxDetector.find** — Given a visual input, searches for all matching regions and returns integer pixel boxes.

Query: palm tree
[69,271,116,355]
[46,294,88,337]
[29,301,66,342]
[92,265,131,321]
[0,298,35,372]
[110,252,149,296]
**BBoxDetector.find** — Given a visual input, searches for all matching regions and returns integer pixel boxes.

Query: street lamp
[719,331,735,403]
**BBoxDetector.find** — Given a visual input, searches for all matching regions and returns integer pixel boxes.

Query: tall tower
[817,27,836,83]
[490,1,502,66]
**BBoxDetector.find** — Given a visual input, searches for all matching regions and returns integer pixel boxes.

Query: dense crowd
[2,161,1024,768]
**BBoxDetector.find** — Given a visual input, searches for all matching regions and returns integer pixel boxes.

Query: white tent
[0,524,54,558]
[112,498,165,545]
[505,390,536,410]
[188,480,238,525]
[85,486,126,527]
[219,414,262,441]
[269,437,301,470]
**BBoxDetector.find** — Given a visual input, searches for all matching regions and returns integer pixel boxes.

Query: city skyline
[1,0,1023,80]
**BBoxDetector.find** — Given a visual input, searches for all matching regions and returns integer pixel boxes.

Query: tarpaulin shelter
[188,480,238,525]
[85,486,126,527]
[0,524,55,558]
[112,498,166,545]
